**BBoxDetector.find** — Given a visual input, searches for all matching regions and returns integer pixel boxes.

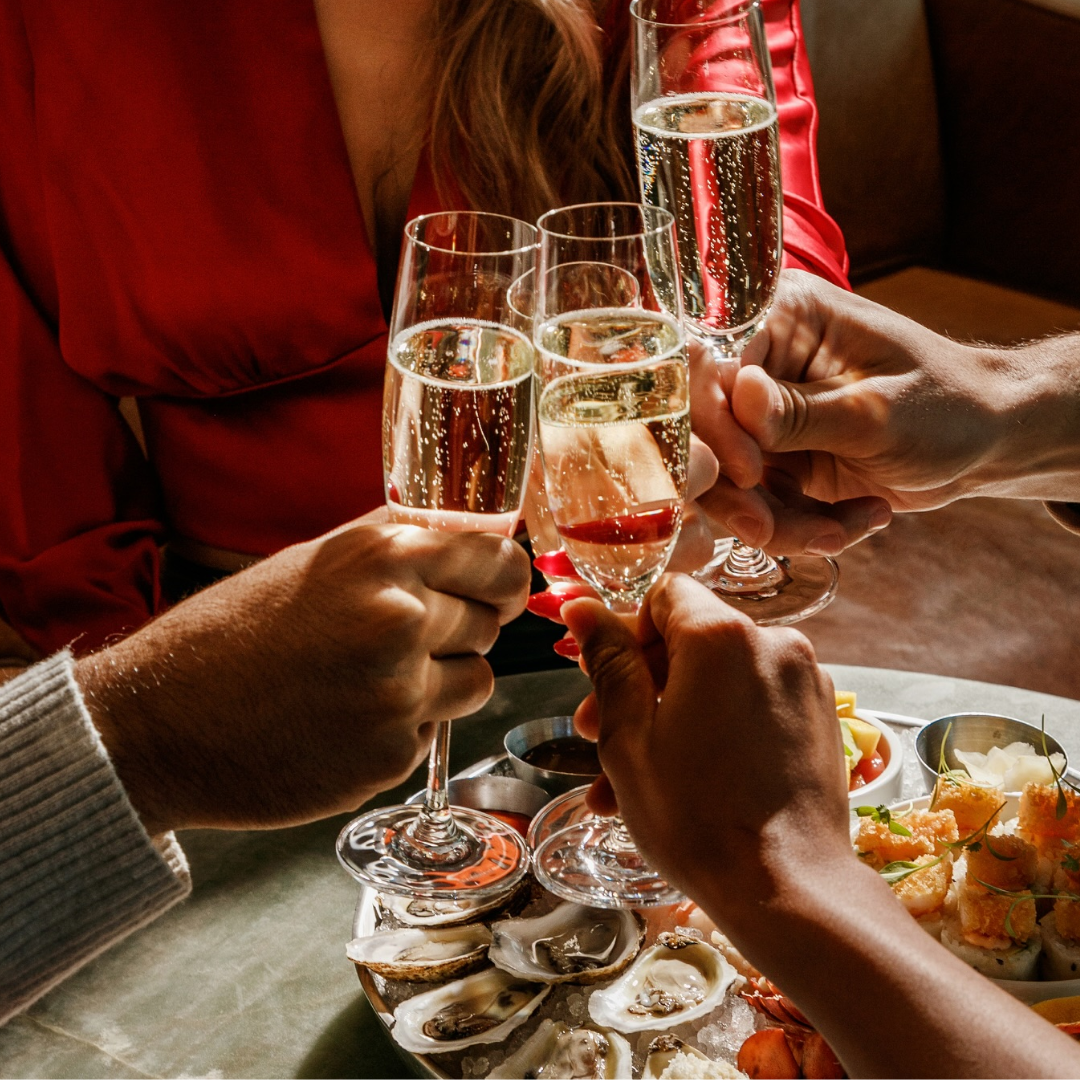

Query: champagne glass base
[532,819,683,909]
[697,553,839,626]
[336,805,529,903]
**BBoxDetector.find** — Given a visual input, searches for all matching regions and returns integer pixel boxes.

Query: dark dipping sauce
[521,736,601,775]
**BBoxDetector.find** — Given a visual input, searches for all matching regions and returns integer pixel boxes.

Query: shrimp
[891,854,952,918]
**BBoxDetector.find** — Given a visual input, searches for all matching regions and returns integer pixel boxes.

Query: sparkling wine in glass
[527,203,687,908]
[632,0,838,626]
[337,211,536,903]
[509,263,644,586]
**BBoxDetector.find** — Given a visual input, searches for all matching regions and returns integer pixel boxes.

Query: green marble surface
[2,663,1079,1079]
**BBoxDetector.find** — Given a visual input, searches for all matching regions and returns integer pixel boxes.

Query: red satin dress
[0,0,847,656]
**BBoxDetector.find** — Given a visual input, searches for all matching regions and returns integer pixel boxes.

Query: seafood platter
[853,779,1080,1005]
[344,698,918,1079]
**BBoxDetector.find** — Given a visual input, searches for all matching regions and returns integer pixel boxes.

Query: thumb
[561,598,657,745]
[732,364,857,456]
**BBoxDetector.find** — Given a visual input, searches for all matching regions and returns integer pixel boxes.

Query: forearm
[967,334,1080,503]
[702,854,1080,1078]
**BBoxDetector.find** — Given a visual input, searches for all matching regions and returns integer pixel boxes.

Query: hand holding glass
[337,211,535,903]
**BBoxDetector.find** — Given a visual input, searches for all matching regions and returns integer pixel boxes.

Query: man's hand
[692,270,1080,555]
[77,519,531,834]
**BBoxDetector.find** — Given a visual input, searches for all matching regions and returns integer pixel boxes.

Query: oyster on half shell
[347,923,492,982]
[487,1019,632,1079]
[588,930,735,1033]
[642,1034,742,1079]
[376,892,510,928]
[392,966,550,1053]
[489,902,644,985]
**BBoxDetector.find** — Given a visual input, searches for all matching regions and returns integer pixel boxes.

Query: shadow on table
[296,992,414,1079]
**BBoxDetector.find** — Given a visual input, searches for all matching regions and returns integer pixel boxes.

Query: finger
[665,501,717,573]
[408,531,532,624]
[687,434,720,501]
[424,593,503,658]
[561,597,656,742]
[584,773,619,816]
[758,490,893,557]
[574,692,599,740]
[732,364,870,459]
[689,342,763,490]
[424,654,496,722]
[644,571,755,651]
[696,476,778,548]
[533,550,578,580]
[526,580,596,624]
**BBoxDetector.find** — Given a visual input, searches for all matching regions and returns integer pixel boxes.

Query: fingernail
[553,637,581,660]
[805,535,844,557]
[726,515,765,547]
[534,550,578,578]
[868,508,892,531]
[527,591,569,620]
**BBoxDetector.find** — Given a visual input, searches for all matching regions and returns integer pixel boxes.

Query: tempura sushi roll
[1041,910,1080,980]
[941,832,1041,980]
[941,917,1042,980]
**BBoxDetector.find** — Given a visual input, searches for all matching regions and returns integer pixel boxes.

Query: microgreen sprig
[972,879,1080,939]
[1040,715,1078,820]
[856,804,912,836]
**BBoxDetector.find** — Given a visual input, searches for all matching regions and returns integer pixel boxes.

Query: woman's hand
[77,517,531,834]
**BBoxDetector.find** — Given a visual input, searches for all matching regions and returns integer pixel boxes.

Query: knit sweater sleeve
[0,651,190,1025]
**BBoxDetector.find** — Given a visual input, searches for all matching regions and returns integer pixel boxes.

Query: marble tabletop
[3,663,1080,1080]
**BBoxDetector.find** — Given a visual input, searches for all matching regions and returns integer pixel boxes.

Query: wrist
[74,650,175,836]
[967,336,1080,501]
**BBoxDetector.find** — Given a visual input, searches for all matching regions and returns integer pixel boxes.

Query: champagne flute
[528,203,687,907]
[337,211,535,902]
[632,0,838,625]
[508,263,642,586]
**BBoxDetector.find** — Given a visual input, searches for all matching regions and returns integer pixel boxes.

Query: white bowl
[846,711,904,808]
[872,794,1080,1004]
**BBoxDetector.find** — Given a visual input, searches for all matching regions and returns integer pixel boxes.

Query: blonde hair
[428,0,635,224]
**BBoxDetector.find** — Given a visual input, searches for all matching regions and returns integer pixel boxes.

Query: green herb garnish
[856,804,912,836]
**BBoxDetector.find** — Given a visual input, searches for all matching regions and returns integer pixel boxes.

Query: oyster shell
[642,1034,740,1079]
[376,892,509,928]
[588,930,735,1033]
[347,923,492,982]
[489,902,644,985]
[487,1019,632,1079]
[392,966,550,1053]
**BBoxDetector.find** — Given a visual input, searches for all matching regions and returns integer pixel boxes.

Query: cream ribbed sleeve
[0,652,191,1025]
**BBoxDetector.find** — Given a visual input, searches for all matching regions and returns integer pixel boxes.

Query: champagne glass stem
[394,721,475,865]
[599,817,638,855]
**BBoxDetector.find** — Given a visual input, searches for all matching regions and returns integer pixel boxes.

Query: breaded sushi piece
[854,808,959,870]
[941,915,1042,981]
[1017,783,1080,890]
[931,775,1007,834]
[942,831,1042,980]
[1018,782,1080,842]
